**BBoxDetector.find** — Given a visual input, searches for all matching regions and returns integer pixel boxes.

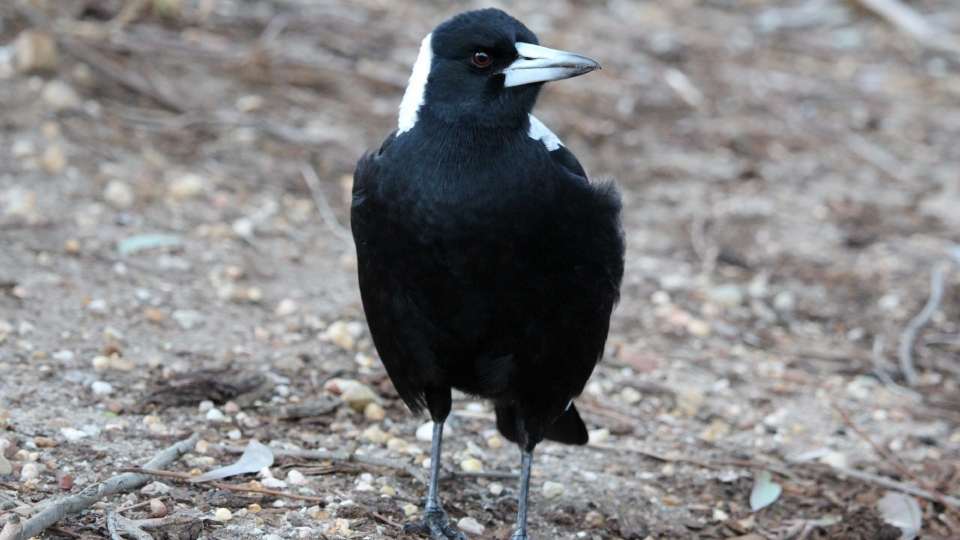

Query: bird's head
[397,8,600,134]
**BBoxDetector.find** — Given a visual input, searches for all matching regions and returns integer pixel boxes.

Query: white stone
[542,481,564,499]
[416,421,435,442]
[41,80,81,111]
[205,408,226,421]
[456,517,485,535]
[104,180,135,209]
[91,381,113,395]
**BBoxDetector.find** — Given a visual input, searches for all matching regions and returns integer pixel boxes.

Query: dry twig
[10,432,199,540]
[105,510,123,540]
[117,468,324,503]
[300,163,355,247]
[833,403,960,526]
[219,444,427,485]
[898,268,944,386]
[852,0,960,64]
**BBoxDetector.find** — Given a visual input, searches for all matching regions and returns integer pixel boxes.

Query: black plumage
[351,8,624,539]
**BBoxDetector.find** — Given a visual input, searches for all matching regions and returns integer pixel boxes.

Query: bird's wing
[548,145,587,179]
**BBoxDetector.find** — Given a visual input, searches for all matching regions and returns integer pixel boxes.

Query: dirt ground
[1,0,959,539]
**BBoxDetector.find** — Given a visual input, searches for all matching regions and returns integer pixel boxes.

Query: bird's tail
[495,402,589,446]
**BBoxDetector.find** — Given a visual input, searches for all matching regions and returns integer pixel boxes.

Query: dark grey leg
[510,451,533,540]
[400,421,467,539]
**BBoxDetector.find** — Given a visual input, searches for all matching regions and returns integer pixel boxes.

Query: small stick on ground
[106,510,123,540]
[898,268,944,386]
[870,336,921,400]
[118,468,324,503]
[852,0,960,64]
[219,444,428,485]
[107,510,153,540]
[11,432,200,540]
[833,403,960,527]
[824,466,960,508]
[0,515,22,540]
[300,162,354,247]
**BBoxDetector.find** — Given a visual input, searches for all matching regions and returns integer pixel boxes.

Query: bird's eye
[472,51,493,68]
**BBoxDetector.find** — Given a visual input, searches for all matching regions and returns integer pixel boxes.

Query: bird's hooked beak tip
[502,42,600,88]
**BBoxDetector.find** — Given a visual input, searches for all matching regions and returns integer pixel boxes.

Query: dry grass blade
[898,268,945,386]
[12,433,200,540]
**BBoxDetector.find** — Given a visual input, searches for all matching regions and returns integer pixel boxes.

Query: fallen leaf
[188,440,273,483]
[749,470,781,512]
[877,492,921,540]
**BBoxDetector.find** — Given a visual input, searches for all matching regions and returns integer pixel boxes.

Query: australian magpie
[351,8,624,539]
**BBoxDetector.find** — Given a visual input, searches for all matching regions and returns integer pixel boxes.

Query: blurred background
[1,0,959,539]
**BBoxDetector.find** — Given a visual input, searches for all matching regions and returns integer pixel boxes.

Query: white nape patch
[528,114,564,151]
[397,33,434,134]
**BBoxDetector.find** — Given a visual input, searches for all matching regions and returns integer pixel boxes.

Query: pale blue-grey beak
[502,42,600,88]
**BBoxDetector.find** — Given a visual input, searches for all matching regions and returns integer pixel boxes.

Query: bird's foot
[401,509,467,539]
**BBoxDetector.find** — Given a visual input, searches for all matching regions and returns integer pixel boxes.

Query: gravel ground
[1,1,959,539]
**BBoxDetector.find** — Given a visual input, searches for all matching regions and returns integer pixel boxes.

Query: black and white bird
[351,8,624,540]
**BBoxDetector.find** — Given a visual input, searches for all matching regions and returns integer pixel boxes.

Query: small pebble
[172,310,205,330]
[487,436,502,449]
[416,421,435,442]
[459,458,483,472]
[275,298,297,316]
[34,436,56,447]
[262,477,288,489]
[52,350,75,361]
[247,503,261,513]
[91,356,110,370]
[198,400,214,413]
[709,283,744,308]
[235,95,265,112]
[403,504,419,517]
[141,481,170,495]
[58,474,74,489]
[364,402,386,421]
[0,455,12,475]
[90,381,113,395]
[457,517,485,535]
[60,427,87,442]
[41,145,67,174]
[542,481,564,499]
[363,427,388,445]
[379,486,396,496]
[103,180,135,209]
[223,401,240,414]
[144,308,163,324]
[587,428,610,445]
[168,172,208,199]
[20,463,39,480]
[205,408,226,421]
[40,80,81,111]
[226,429,242,440]
[488,482,503,496]
[322,320,356,350]
[13,29,60,73]
[214,508,232,521]
[386,438,408,453]
[286,470,306,485]
[149,498,167,518]
[195,440,212,454]
[103,326,124,343]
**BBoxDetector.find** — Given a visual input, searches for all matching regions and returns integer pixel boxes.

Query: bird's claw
[400,510,466,539]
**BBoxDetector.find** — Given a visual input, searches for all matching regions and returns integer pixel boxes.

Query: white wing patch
[397,33,434,134]
[528,114,563,151]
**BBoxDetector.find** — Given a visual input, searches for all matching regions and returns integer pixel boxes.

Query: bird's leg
[400,420,466,539]
[510,450,534,540]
